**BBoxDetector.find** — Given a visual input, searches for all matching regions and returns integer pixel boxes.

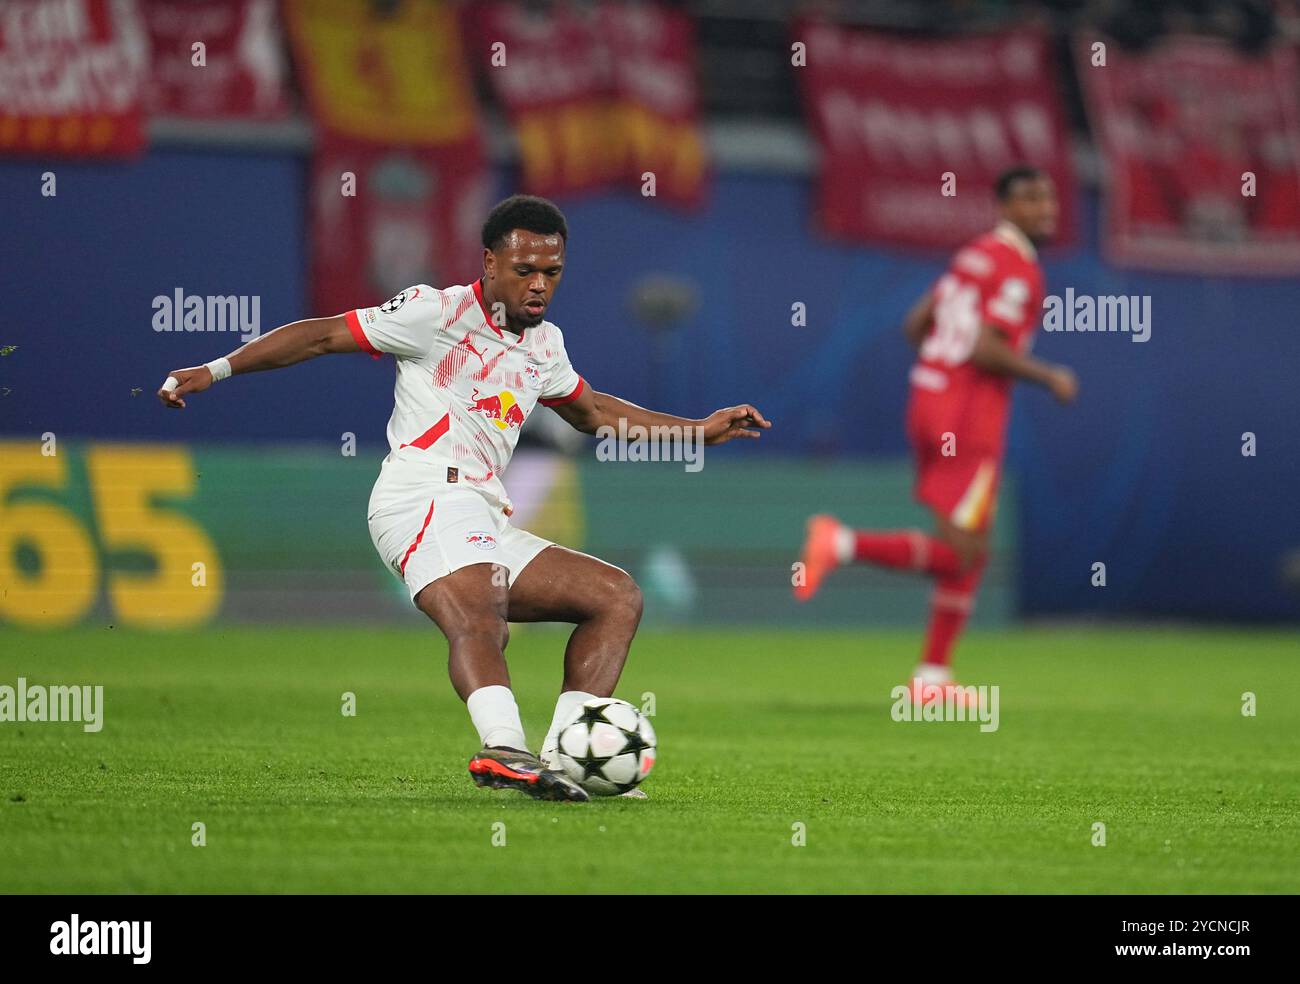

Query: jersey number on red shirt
[922,272,1032,366]
[921,274,981,366]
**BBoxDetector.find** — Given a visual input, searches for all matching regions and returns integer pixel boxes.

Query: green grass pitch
[1,625,1297,893]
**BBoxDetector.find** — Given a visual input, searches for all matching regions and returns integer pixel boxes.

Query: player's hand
[1046,366,1078,405]
[700,404,771,445]
[157,366,214,409]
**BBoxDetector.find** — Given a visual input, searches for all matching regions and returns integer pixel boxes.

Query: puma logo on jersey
[457,332,489,368]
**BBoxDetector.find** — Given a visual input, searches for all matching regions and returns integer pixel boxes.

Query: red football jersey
[907,222,1045,455]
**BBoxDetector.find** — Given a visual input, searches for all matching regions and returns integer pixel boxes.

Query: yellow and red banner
[0,0,149,158]
[284,0,479,147]
[471,1,707,207]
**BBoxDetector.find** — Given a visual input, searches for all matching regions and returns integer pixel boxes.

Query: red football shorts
[907,410,1002,534]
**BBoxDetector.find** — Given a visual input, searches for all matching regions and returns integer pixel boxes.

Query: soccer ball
[556,697,656,796]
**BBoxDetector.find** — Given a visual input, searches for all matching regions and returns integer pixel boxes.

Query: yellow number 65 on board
[0,442,221,629]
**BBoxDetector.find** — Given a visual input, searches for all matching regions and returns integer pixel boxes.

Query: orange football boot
[794,514,843,602]
[908,673,982,711]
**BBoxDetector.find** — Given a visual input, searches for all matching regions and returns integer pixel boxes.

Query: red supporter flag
[1077,35,1300,276]
[283,0,487,316]
[472,0,707,207]
[143,0,290,121]
[795,21,1076,250]
[307,135,489,319]
[0,0,149,158]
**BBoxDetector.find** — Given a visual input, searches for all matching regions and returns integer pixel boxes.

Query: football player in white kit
[158,196,770,801]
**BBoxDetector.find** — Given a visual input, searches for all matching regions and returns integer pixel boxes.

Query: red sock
[852,529,961,577]
[921,558,986,668]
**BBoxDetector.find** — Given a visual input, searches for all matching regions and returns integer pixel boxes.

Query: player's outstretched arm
[902,289,936,349]
[550,385,771,446]
[156,315,360,409]
[971,322,1078,404]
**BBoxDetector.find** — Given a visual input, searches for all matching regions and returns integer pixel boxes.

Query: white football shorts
[368,481,553,603]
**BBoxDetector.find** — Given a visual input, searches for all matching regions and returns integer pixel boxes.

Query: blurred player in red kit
[795,167,1078,703]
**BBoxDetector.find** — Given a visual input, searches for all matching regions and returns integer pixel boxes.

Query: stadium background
[2,0,1297,634]
[3,0,1300,898]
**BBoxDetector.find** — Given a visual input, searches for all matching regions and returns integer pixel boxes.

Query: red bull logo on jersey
[465,531,497,550]
[467,388,525,430]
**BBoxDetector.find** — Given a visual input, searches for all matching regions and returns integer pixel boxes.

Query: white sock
[913,663,952,686]
[834,524,855,563]
[539,690,596,767]
[466,685,529,752]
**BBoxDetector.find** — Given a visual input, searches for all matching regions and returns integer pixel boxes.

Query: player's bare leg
[415,563,512,699]
[415,564,588,802]
[506,545,643,775]
[507,545,643,694]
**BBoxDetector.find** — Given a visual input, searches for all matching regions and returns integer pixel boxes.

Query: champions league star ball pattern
[556,697,656,796]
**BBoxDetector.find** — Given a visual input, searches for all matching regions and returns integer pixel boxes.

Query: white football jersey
[347,280,584,515]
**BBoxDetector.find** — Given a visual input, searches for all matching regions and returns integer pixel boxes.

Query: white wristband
[204,357,232,382]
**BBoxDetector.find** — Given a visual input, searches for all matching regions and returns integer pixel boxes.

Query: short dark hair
[481,194,568,250]
[995,166,1045,202]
